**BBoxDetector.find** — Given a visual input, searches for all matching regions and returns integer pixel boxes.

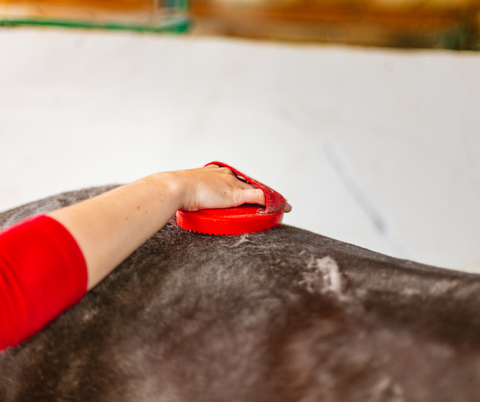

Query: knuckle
[232,189,244,206]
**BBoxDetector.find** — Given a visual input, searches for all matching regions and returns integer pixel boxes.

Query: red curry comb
[176,162,286,236]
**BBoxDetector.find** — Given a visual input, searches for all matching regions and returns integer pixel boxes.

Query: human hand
[169,164,292,213]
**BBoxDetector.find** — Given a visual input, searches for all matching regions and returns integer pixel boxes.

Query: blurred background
[192,0,480,50]
[0,0,479,272]
[2,0,480,48]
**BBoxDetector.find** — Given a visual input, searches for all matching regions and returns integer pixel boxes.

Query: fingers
[198,164,292,213]
[237,189,266,206]
[236,180,256,191]
[228,172,292,212]
[225,169,292,212]
[236,189,293,214]
[204,165,235,176]
[284,202,292,213]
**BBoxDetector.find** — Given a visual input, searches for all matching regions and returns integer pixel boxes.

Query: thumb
[237,189,265,206]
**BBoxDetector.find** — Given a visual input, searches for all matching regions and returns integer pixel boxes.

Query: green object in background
[0,0,190,34]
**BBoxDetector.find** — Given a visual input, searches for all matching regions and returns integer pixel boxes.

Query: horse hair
[1,186,480,402]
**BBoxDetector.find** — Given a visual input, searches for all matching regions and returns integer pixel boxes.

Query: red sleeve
[0,215,87,351]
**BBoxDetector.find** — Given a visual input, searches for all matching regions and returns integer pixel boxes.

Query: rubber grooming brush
[176,162,286,236]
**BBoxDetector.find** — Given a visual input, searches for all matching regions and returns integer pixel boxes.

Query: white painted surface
[0,29,479,272]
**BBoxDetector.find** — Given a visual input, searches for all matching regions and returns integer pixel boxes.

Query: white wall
[0,29,479,272]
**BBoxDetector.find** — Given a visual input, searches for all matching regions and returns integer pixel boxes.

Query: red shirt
[0,215,87,351]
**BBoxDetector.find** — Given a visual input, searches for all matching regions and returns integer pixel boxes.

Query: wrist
[149,171,187,212]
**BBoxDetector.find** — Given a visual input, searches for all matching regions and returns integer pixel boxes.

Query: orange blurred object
[190,0,480,49]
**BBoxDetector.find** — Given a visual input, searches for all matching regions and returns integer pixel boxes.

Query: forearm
[48,172,182,290]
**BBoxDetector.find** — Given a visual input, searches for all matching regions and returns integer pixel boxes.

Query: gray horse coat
[1,186,480,401]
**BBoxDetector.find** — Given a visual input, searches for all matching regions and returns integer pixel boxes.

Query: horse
[1,186,480,401]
